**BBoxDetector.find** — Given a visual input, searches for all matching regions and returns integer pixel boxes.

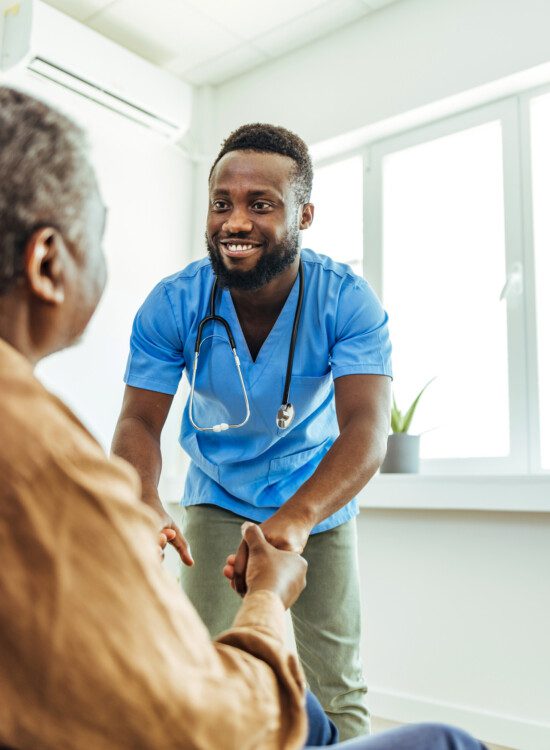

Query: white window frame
[517,83,550,475]
[314,93,550,479]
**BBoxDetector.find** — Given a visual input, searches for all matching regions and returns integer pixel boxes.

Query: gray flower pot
[380,433,420,474]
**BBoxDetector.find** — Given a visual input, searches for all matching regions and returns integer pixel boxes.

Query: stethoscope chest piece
[276,403,295,430]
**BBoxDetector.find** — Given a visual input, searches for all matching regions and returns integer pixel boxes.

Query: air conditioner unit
[0,0,192,140]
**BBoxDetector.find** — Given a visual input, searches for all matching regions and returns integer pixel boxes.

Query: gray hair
[0,86,95,294]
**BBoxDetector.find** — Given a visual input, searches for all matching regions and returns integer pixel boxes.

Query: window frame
[314,94,549,476]
[518,83,550,475]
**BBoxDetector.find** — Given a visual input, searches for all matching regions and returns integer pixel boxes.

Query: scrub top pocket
[267,440,332,492]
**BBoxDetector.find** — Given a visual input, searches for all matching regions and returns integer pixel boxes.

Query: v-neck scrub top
[124,249,392,533]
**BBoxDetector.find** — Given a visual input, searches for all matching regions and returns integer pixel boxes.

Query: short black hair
[210,123,313,204]
[0,87,94,295]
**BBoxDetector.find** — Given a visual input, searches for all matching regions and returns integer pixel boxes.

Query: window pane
[530,94,550,470]
[382,121,509,459]
[305,156,363,275]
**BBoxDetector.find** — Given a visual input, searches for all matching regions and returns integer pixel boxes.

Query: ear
[24,227,66,305]
[299,202,314,231]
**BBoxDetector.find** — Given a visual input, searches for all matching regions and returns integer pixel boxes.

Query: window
[304,156,363,275]
[380,121,509,461]
[315,93,550,475]
[530,92,550,470]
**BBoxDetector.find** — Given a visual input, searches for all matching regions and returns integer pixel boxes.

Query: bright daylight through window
[305,156,363,276]
[381,122,509,460]
[530,93,550,471]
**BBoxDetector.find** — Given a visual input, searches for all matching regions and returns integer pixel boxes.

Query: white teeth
[225,243,254,252]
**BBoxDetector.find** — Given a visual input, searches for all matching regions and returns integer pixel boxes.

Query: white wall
[2,71,193,498]
[199,2,550,748]
[359,511,550,750]
[211,0,550,148]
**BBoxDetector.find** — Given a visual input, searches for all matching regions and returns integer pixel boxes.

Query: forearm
[111,416,163,510]
[276,418,387,529]
[214,591,307,747]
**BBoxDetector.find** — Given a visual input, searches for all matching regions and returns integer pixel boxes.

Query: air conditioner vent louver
[28,56,179,136]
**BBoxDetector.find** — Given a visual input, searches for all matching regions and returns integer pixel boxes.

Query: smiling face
[206,150,313,290]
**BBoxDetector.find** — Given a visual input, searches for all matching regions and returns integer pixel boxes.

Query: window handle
[499,262,523,301]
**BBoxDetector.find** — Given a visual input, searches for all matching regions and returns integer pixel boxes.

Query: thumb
[242,522,266,550]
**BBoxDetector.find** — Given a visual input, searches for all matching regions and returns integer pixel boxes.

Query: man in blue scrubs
[112,124,392,741]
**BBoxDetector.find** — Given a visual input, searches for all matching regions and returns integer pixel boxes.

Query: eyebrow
[211,187,283,199]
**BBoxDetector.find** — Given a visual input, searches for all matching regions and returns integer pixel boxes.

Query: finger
[169,527,194,566]
[233,539,249,596]
[223,563,234,580]
[242,522,266,551]
[225,553,237,565]
[159,532,168,549]
[162,527,177,541]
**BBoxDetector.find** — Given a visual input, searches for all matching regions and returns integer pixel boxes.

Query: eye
[211,199,229,211]
[252,201,272,211]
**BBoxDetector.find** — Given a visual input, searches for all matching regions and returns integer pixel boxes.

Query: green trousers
[180,504,369,741]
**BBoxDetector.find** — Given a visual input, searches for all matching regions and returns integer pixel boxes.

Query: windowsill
[358,474,550,512]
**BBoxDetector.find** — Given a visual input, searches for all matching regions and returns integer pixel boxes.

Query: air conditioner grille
[28,56,179,136]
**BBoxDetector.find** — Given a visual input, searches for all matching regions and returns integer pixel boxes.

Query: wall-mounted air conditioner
[0,0,192,140]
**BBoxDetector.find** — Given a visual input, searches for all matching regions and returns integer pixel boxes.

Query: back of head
[0,87,94,296]
[210,123,313,204]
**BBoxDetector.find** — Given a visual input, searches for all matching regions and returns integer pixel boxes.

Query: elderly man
[0,86,486,750]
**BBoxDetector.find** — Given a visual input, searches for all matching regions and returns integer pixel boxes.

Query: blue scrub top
[124,249,392,533]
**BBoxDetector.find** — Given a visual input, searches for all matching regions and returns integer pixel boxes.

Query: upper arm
[330,276,392,433]
[334,374,391,433]
[117,384,174,439]
[330,277,392,381]
[124,281,185,396]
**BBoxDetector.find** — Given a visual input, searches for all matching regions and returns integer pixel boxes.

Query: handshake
[160,518,308,610]
[223,522,308,609]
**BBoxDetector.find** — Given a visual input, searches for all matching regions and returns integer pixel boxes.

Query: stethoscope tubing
[189,261,304,432]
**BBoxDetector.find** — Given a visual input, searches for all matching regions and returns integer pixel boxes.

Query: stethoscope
[189,261,304,433]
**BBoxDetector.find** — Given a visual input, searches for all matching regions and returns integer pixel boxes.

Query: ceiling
[43,0,400,86]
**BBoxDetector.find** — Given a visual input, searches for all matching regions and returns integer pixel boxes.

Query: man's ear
[24,227,66,305]
[299,203,314,231]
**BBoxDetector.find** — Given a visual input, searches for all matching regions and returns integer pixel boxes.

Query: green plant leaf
[391,395,404,433]
[401,377,436,433]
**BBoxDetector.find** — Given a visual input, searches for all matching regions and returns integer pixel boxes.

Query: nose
[222,208,253,235]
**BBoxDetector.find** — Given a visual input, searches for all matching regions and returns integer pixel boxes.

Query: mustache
[205,230,300,292]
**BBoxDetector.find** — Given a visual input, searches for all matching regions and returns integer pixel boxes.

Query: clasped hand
[224,522,308,609]
[157,509,310,609]
[224,514,312,600]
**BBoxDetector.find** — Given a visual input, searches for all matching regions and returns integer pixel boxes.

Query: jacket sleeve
[0,410,308,750]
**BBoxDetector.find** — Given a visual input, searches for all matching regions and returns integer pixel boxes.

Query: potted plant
[380,379,434,474]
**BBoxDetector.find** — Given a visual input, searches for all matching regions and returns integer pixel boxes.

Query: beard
[206,227,300,291]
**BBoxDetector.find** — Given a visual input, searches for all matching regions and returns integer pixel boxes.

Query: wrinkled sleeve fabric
[124,281,185,395]
[0,364,307,750]
[330,276,393,380]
